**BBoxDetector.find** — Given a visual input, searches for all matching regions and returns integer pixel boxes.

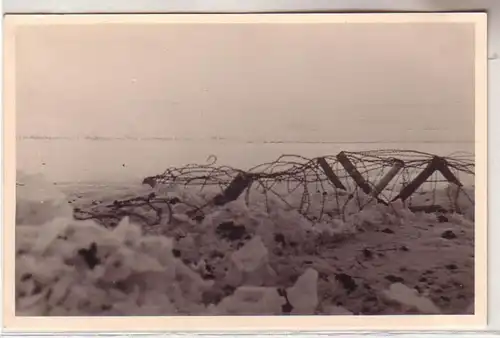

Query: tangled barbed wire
[75,149,475,228]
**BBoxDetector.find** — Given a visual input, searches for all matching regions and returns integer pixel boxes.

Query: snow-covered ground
[15,172,474,316]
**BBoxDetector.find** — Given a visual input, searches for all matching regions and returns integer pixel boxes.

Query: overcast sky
[15,22,475,143]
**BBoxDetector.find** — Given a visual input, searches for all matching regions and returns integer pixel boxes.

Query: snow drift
[15,172,475,316]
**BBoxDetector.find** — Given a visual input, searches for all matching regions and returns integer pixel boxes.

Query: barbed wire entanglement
[74,149,475,228]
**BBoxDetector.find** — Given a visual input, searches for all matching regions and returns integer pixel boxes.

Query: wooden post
[142,176,159,188]
[213,172,254,206]
[336,151,372,195]
[392,156,440,202]
[435,157,463,187]
[317,157,346,190]
[371,159,405,198]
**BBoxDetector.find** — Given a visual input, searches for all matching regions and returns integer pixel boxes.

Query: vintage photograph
[10,14,484,319]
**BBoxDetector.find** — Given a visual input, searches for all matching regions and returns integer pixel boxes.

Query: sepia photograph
[4,13,487,329]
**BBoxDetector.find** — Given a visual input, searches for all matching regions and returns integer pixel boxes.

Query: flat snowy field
[15,172,475,316]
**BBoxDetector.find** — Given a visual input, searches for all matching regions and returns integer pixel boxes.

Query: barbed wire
[74,149,475,228]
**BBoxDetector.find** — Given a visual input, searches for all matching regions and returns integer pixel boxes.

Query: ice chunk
[174,260,214,302]
[17,289,50,315]
[61,283,91,310]
[381,283,441,314]
[224,261,244,287]
[65,219,117,248]
[138,235,175,266]
[47,275,74,306]
[214,286,286,315]
[31,217,69,254]
[112,216,143,247]
[388,199,415,221]
[108,286,141,315]
[286,268,319,314]
[44,237,79,261]
[100,247,134,283]
[133,292,177,315]
[241,261,278,287]
[231,236,268,273]
[16,171,73,226]
[313,219,356,239]
[16,207,211,316]
[17,255,65,286]
[323,305,354,315]
[352,207,386,228]
[130,252,165,273]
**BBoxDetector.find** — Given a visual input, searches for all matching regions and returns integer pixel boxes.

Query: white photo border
[1,1,497,336]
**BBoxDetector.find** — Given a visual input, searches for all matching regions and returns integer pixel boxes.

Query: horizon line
[17,136,475,144]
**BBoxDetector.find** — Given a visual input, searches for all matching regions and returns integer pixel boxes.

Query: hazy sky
[15,22,475,143]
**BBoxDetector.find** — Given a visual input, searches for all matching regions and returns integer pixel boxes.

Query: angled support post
[392,156,441,202]
[142,175,160,188]
[317,157,347,190]
[371,159,405,198]
[213,172,254,206]
[435,157,463,187]
[336,151,373,195]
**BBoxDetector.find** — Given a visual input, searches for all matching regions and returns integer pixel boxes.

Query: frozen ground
[15,172,475,316]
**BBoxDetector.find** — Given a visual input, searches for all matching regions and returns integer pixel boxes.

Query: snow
[15,172,475,316]
[209,286,286,315]
[286,268,319,314]
[381,283,441,314]
[323,305,354,315]
[16,171,73,226]
[231,236,269,273]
